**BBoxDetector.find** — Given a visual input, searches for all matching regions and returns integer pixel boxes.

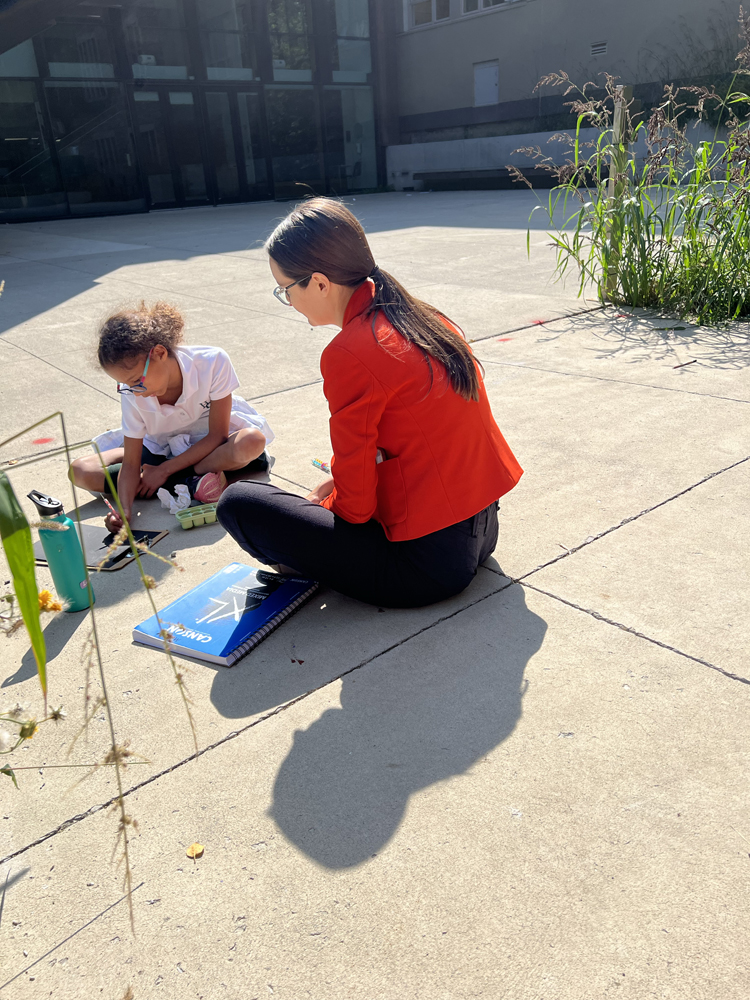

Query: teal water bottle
[27,490,93,613]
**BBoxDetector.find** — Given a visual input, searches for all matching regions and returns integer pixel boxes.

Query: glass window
[168,92,208,199]
[131,93,175,204]
[323,85,376,192]
[330,0,369,37]
[196,0,256,81]
[328,0,371,84]
[0,81,65,221]
[265,86,322,198]
[237,92,269,194]
[267,0,313,82]
[465,0,507,9]
[204,91,239,200]
[412,1,432,26]
[0,41,39,78]
[411,1,449,27]
[123,0,190,80]
[38,10,115,79]
[332,39,370,83]
[131,89,208,205]
[43,81,143,215]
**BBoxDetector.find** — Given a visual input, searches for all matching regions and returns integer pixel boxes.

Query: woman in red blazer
[218,198,523,608]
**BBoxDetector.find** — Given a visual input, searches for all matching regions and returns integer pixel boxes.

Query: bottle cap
[27,490,65,517]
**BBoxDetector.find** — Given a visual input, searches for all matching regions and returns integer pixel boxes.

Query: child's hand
[138,462,169,497]
[306,476,334,505]
[105,508,129,534]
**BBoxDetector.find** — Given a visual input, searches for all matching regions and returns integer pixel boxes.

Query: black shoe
[247,451,270,473]
[256,569,288,588]
[231,451,270,479]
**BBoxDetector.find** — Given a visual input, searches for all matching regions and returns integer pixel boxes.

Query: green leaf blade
[0,473,47,698]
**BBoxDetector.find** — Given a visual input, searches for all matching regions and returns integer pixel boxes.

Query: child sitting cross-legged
[70,301,273,532]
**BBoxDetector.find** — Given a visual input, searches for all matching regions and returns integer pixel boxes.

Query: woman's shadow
[269,582,546,869]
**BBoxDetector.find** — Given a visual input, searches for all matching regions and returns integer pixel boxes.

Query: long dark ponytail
[265,197,481,402]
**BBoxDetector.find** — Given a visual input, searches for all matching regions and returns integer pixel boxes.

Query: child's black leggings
[217,481,499,609]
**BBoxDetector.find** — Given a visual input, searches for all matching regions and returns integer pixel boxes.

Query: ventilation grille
[591,41,608,56]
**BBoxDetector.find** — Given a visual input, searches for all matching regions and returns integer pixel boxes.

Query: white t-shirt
[105,345,273,457]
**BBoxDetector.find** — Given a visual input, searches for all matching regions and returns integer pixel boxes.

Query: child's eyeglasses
[273,275,312,305]
[116,349,152,395]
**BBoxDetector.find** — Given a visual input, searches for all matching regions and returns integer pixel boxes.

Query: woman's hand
[138,462,169,497]
[306,475,334,505]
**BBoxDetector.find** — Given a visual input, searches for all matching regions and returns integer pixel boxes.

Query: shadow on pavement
[268,582,546,869]
[539,309,750,370]
[0,191,552,338]
[4,612,82,688]
[6,496,232,688]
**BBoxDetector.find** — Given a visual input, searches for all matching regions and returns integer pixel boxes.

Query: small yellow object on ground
[186,842,204,859]
[38,589,63,612]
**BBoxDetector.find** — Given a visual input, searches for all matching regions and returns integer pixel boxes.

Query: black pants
[106,446,192,495]
[217,481,499,609]
[106,446,268,495]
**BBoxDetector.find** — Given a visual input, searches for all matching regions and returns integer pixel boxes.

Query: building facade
[0,0,392,221]
[388,0,739,189]
[395,0,739,144]
[1,0,739,220]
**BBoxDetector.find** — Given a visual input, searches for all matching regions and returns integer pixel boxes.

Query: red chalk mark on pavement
[532,319,548,325]
[496,337,513,342]
[33,438,54,445]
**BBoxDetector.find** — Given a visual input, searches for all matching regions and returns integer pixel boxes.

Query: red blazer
[320,280,523,542]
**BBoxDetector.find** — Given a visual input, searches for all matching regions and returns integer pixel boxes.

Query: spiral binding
[225,582,319,666]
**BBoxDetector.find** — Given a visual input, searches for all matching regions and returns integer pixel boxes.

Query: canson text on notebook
[132,562,318,666]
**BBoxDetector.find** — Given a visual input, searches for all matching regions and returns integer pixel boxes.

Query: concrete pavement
[0,191,748,998]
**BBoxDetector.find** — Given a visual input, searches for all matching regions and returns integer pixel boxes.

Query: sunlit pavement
[1,191,748,999]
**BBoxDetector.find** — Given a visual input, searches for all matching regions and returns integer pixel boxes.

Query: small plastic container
[176,503,218,530]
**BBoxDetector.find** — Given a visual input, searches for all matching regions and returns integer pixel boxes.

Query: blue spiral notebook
[132,563,318,666]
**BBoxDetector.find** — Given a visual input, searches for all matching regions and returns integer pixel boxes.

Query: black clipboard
[34,524,169,572]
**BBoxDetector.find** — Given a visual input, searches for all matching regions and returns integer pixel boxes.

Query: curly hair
[97,301,184,368]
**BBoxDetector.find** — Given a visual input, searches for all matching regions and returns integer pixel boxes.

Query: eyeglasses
[116,348,152,395]
[273,274,312,306]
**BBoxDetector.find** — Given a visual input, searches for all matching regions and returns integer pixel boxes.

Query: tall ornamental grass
[0,410,196,931]
[514,8,750,326]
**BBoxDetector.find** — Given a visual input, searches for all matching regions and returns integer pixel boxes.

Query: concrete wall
[386,120,719,191]
[394,0,739,133]
[386,127,598,189]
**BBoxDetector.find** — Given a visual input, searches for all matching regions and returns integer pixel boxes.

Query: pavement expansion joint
[25,255,306,326]
[0,882,145,993]
[247,379,323,403]
[467,304,605,346]
[269,472,312,492]
[477,357,750,405]
[511,452,750,582]
[520,580,750,688]
[0,439,92,470]
[0,573,514,869]
[76,266,303,324]
[1,339,118,403]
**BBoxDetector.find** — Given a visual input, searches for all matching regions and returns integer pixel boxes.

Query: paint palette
[175,503,219,529]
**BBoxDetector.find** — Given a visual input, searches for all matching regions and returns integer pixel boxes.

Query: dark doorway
[44,80,144,215]
[265,84,323,199]
[131,88,208,207]
[204,89,270,202]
